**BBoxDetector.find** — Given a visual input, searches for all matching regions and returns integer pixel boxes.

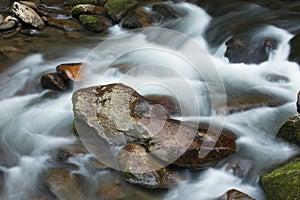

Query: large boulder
[218,189,255,200]
[72,83,236,172]
[260,157,300,200]
[118,143,180,189]
[277,114,300,146]
[11,2,45,30]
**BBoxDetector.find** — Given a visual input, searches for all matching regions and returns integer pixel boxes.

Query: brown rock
[0,20,16,30]
[152,3,183,20]
[146,95,181,116]
[47,18,83,31]
[122,8,156,29]
[118,143,180,189]
[47,168,86,200]
[19,1,38,10]
[226,159,254,179]
[40,73,68,91]
[99,185,126,200]
[219,189,255,200]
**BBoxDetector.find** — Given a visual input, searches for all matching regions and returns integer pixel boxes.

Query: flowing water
[0,2,299,200]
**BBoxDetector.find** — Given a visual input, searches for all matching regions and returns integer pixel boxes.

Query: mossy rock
[277,114,300,146]
[64,0,98,6]
[79,14,111,32]
[104,0,138,22]
[260,157,300,200]
[71,4,106,19]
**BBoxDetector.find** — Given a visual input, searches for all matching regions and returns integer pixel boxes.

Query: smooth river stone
[12,2,45,30]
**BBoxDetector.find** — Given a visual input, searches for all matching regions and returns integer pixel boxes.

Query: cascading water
[0,2,299,200]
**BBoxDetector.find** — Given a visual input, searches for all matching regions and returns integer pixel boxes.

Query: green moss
[72,119,79,137]
[64,0,98,6]
[79,15,110,32]
[277,115,300,146]
[104,0,137,22]
[104,0,126,22]
[260,157,300,200]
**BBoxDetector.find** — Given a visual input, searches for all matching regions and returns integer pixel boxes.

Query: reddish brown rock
[56,62,82,81]
[219,189,255,200]
[47,18,83,31]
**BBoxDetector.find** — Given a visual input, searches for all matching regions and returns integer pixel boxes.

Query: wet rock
[40,73,68,91]
[19,1,38,10]
[47,18,83,31]
[260,157,300,200]
[20,28,40,36]
[118,143,180,189]
[226,159,254,179]
[297,91,300,114]
[47,168,87,200]
[289,34,300,65]
[79,14,111,32]
[150,123,237,169]
[122,8,156,29]
[65,31,85,39]
[104,0,138,22]
[57,149,72,162]
[71,4,106,19]
[0,20,16,30]
[277,114,300,146]
[99,185,127,200]
[219,189,255,200]
[225,36,278,64]
[12,2,45,30]
[72,83,236,170]
[152,3,183,20]
[64,0,99,6]
[146,95,181,116]
[56,62,82,82]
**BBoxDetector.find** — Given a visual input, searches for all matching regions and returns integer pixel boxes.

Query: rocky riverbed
[0,0,300,200]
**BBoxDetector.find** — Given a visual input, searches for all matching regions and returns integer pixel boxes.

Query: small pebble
[0,14,3,24]
[0,20,16,30]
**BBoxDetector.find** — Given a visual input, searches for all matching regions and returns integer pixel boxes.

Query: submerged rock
[277,114,300,146]
[219,189,255,200]
[260,157,300,200]
[104,0,138,22]
[225,36,278,64]
[47,18,83,31]
[118,143,180,189]
[71,4,106,19]
[79,14,111,32]
[41,73,68,91]
[122,8,156,29]
[47,168,87,200]
[11,2,45,30]
[226,159,254,179]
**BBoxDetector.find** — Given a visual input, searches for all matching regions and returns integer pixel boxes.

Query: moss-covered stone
[64,0,98,6]
[71,4,106,19]
[72,119,79,137]
[277,114,300,146]
[260,157,300,200]
[79,14,111,32]
[104,0,137,22]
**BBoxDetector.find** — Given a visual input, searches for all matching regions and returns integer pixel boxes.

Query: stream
[0,2,299,200]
